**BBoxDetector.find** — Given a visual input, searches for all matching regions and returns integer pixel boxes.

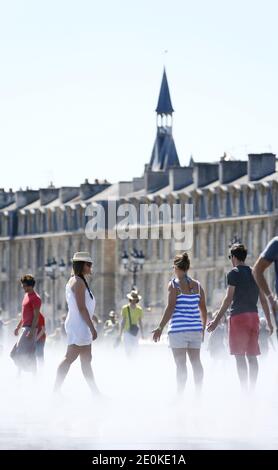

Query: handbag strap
[127,305,133,328]
[77,275,94,300]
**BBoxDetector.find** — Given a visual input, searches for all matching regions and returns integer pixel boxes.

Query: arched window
[158,237,164,260]
[218,226,225,256]
[47,242,52,263]
[274,220,278,238]
[170,238,176,259]
[1,244,7,272]
[28,240,33,270]
[207,193,212,218]
[1,282,7,310]
[247,227,253,256]
[18,244,23,269]
[217,270,225,289]
[207,227,213,257]
[247,189,252,214]
[206,273,214,306]
[146,238,152,260]
[156,275,163,307]
[261,226,268,252]
[194,195,199,219]
[194,230,200,259]
[78,237,85,252]
[262,189,267,213]
[219,192,225,216]
[144,274,152,308]
[232,191,238,216]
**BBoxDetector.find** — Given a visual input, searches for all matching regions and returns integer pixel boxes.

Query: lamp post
[121,249,145,290]
[229,235,242,247]
[45,257,66,329]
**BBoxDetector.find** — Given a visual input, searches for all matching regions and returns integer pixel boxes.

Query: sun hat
[126,289,142,302]
[72,252,93,263]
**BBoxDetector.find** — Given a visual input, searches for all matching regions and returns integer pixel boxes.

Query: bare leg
[187,348,204,391]
[79,345,100,395]
[172,348,187,395]
[235,355,248,390]
[247,355,259,389]
[54,345,80,392]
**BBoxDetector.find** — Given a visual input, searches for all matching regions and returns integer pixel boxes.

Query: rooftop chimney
[219,160,247,184]
[39,187,59,206]
[15,189,39,209]
[248,153,276,181]
[193,163,219,188]
[169,166,193,191]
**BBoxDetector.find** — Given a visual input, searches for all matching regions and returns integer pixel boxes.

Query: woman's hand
[152,327,162,342]
[268,294,278,317]
[268,321,274,335]
[90,326,97,341]
[26,330,34,340]
[207,318,219,333]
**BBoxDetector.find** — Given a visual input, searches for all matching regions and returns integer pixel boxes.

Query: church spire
[148,69,180,172]
[155,68,174,115]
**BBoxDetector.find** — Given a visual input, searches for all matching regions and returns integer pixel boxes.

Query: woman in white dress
[54,252,99,394]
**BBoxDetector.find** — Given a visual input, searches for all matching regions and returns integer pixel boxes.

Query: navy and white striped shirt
[168,278,203,334]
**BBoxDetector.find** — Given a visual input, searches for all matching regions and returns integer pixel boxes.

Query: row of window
[194,223,273,259]
[195,187,276,220]
[0,185,277,238]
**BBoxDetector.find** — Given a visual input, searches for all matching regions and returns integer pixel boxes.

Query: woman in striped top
[153,252,207,393]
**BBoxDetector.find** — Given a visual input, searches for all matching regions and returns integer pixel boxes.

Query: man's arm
[253,257,273,297]
[14,319,23,336]
[207,286,235,332]
[259,290,273,335]
[199,286,207,340]
[253,257,277,322]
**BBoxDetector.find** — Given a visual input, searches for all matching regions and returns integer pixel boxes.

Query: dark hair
[173,252,190,271]
[20,274,35,287]
[72,261,87,277]
[230,243,247,262]
[72,261,94,300]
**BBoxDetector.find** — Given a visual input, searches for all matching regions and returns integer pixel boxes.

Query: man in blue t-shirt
[253,236,278,334]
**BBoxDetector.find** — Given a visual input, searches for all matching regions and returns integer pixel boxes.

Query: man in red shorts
[207,243,273,390]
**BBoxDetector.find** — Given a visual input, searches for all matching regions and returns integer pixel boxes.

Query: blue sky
[0,0,277,190]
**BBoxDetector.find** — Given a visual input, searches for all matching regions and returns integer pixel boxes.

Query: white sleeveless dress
[64,282,96,346]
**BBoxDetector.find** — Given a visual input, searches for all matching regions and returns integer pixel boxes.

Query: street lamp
[121,249,145,290]
[44,257,66,329]
[229,235,242,248]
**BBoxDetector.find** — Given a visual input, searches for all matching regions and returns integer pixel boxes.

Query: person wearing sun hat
[54,251,100,395]
[118,289,144,355]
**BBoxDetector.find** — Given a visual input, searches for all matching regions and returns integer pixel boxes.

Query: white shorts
[168,330,203,349]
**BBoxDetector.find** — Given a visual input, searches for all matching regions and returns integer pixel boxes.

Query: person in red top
[12,274,41,373]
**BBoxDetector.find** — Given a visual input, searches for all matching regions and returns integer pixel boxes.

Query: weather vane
[163,49,168,66]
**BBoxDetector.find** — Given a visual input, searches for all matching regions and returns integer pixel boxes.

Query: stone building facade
[0,70,277,331]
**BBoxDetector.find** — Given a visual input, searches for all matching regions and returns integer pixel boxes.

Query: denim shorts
[168,330,203,349]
